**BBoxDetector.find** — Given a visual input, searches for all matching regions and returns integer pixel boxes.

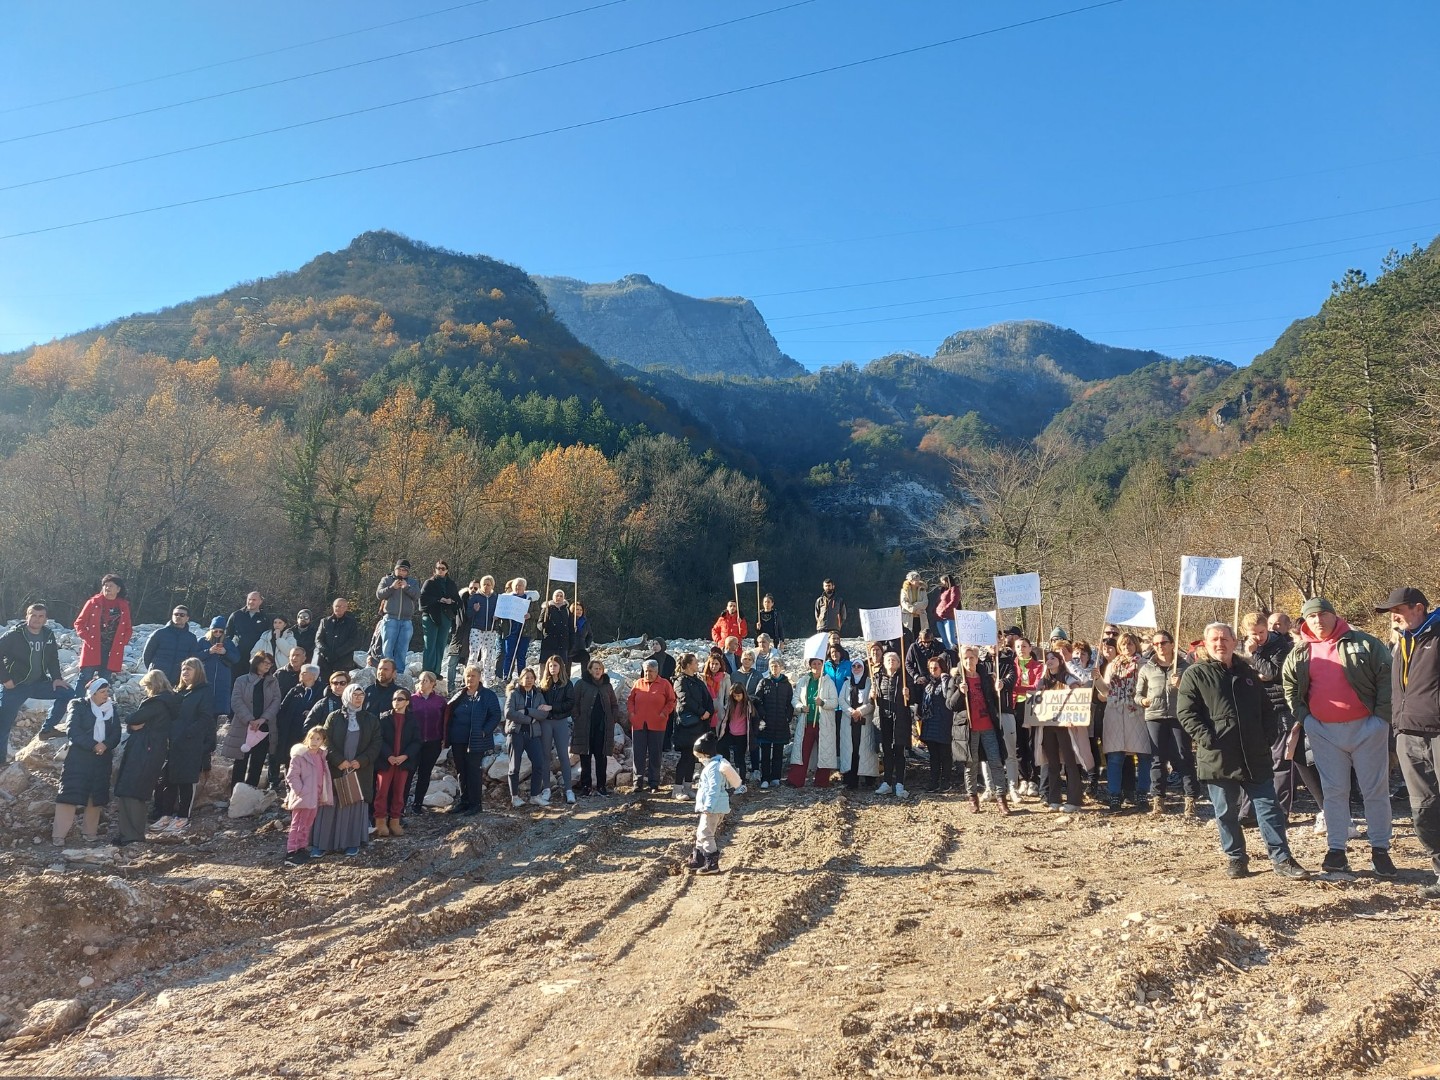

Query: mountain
[535,273,805,379]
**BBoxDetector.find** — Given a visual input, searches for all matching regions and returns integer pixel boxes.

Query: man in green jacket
[1177,622,1309,881]
[1281,597,1395,879]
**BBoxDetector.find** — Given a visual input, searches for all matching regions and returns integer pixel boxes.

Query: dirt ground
[3,744,1440,1080]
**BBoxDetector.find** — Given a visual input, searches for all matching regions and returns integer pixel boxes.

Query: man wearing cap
[224,591,270,679]
[1282,597,1395,877]
[376,559,420,665]
[1377,587,1440,898]
[143,605,204,685]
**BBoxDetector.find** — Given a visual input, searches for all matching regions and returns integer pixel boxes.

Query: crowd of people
[2,566,1438,892]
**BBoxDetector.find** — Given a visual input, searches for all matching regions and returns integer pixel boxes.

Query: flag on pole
[732,560,760,585]
[547,556,578,583]
[859,606,904,642]
[993,572,1042,609]
[802,633,830,661]
[1104,588,1158,628]
[1179,556,1243,600]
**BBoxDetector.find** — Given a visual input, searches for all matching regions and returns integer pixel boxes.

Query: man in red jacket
[710,601,748,650]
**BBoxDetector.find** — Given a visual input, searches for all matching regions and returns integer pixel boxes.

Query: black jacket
[905,639,953,691]
[166,686,218,784]
[304,689,345,731]
[0,624,63,685]
[420,574,462,623]
[918,680,954,744]
[541,679,575,722]
[673,673,714,726]
[1244,632,1293,720]
[751,674,794,741]
[315,612,362,673]
[650,650,677,683]
[364,679,401,720]
[114,692,180,800]
[1393,609,1440,736]
[374,709,425,772]
[278,682,325,740]
[756,609,786,646]
[293,622,317,661]
[573,674,620,755]
[225,609,270,674]
[1177,656,1277,783]
[539,602,573,657]
[57,697,122,806]
[873,671,908,728]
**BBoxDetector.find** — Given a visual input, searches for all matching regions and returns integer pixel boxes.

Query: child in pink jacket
[283,727,334,866]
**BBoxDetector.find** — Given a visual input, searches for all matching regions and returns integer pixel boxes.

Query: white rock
[62,845,118,864]
[0,763,30,797]
[486,753,511,781]
[422,790,454,808]
[15,735,67,773]
[227,782,277,818]
[432,774,459,796]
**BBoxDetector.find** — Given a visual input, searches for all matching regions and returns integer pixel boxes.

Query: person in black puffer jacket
[152,658,217,834]
[114,671,180,846]
[672,652,715,799]
[750,658,794,789]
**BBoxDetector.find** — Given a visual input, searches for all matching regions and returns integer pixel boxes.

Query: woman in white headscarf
[52,678,122,845]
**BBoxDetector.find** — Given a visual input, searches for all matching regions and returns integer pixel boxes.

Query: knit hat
[1049,626,1069,641]
[296,608,312,620]
[1299,597,1335,618]
[395,559,411,571]
[209,616,227,630]
[693,731,721,758]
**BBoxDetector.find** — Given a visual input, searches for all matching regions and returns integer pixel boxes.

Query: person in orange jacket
[710,600,748,649]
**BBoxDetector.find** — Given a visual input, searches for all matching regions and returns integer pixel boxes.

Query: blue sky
[1,0,1436,370]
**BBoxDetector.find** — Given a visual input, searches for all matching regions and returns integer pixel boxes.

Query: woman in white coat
[786,657,840,787]
[843,654,882,789]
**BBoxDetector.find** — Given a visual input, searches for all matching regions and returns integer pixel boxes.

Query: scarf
[86,680,114,743]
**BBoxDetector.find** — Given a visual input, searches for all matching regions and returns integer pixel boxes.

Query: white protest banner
[993,572,1042,609]
[802,632,831,662]
[494,593,531,623]
[1179,555,1243,600]
[1104,588,1158,628]
[547,556,578,583]
[732,560,760,585]
[953,609,999,648]
[1027,687,1094,727]
[859,606,904,642]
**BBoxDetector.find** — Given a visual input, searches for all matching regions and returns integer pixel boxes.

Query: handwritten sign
[494,593,531,623]
[732,560,760,585]
[1026,687,1094,728]
[859,606,903,642]
[1179,556,1242,600]
[1104,588,1157,628]
[993,572,1042,609]
[547,556,578,583]
[952,609,999,647]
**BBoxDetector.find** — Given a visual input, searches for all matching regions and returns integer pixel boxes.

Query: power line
[0,1,821,194]
[0,0,500,117]
[0,0,1130,242]
[0,0,635,146]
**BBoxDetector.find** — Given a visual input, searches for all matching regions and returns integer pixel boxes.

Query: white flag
[859,606,904,642]
[802,632,831,662]
[953,609,999,647]
[993,572,1042,609]
[1179,556,1243,600]
[494,593,531,623]
[1104,588,1158,628]
[732,560,760,585]
[547,556,578,583]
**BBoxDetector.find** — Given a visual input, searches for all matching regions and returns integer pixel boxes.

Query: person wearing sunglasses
[1137,633,1199,817]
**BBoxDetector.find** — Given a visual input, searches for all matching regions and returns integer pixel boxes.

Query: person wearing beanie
[688,730,742,874]
[375,559,420,665]
[1377,587,1440,899]
[1281,597,1395,878]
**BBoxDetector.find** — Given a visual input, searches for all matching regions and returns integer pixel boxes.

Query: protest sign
[993,572,1042,609]
[732,560,760,585]
[802,633,830,661]
[859,606,904,642]
[1104,588,1158,628]
[953,609,999,647]
[494,593,530,623]
[1179,555,1242,600]
[1027,687,1094,727]
[547,556,578,583]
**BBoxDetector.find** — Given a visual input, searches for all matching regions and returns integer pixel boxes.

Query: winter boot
[373,818,390,838]
[1149,794,1165,817]
[969,794,982,814]
[388,817,405,837]
[1183,796,1197,818]
[686,845,706,870]
[700,851,721,875]
[996,793,1012,816]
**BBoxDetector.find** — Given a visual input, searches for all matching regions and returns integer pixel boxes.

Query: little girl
[283,727,334,866]
[688,731,742,875]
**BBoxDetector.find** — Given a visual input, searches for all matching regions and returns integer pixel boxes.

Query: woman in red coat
[73,574,133,691]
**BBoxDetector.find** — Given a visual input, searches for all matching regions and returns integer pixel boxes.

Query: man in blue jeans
[1178,621,1309,881]
[0,603,74,763]
[374,559,420,666]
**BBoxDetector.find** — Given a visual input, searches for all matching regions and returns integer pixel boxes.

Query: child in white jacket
[689,731,742,875]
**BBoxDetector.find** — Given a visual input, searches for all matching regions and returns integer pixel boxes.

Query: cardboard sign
[993,572,1042,609]
[547,556,578,583]
[1104,588,1158,628]
[732,560,760,585]
[859,606,904,642]
[1179,555,1242,600]
[494,593,531,623]
[953,609,999,647]
[1026,687,1094,727]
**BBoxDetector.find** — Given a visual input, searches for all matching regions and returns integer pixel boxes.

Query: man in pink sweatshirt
[1281,597,1394,878]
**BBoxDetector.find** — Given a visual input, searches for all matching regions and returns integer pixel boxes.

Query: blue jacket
[143,623,204,685]
[694,754,739,814]
[198,636,239,716]
[918,680,954,744]
[447,686,502,752]
[823,658,853,701]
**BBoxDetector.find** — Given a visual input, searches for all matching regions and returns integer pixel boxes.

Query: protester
[918,656,956,793]
[457,577,502,689]
[199,617,239,729]
[113,670,178,847]
[52,678,121,845]
[1069,640,1095,685]
[1093,633,1155,811]
[315,598,362,683]
[420,560,461,677]
[815,578,847,634]
[252,615,298,668]
[1006,637,1043,801]
[224,652,280,791]
[274,663,323,794]
[1282,597,1395,877]
[569,600,594,671]
[224,592,270,678]
[627,659,676,794]
[538,590,573,668]
[710,600,747,651]
[538,654,577,805]
[841,657,880,791]
[305,671,351,732]
[376,560,421,665]
[1136,630,1198,817]
[0,603,75,755]
[505,667,550,808]
[372,687,422,837]
[716,682,752,785]
[445,664,501,815]
[673,652,715,799]
[73,574,132,691]
[1033,651,1084,812]
[573,659,621,797]
[283,726,334,866]
[408,671,448,812]
[1377,587,1440,899]
[756,595,786,649]
[151,658,217,835]
[952,647,1010,814]
[749,658,793,790]
[498,578,536,682]
[871,650,910,798]
[787,655,839,788]
[142,606,203,686]
[905,626,950,692]
[687,730,743,874]
[934,574,961,649]
[311,684,380,858]
[364,658,402,718]
[900,570,929,643]
[702,652,732,735]
[1178,623,1309,880]
[274,646,308,700]
[292,609,317,663]
[1238,612,1324,824]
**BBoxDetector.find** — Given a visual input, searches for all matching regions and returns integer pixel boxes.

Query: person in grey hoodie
[375,559,421,666]
[1136,631,1198,817]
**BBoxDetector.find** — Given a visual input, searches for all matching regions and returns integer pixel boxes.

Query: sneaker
[1059,803,1079,814]
[1417,882,1440,901]
[1026,781,1041,797]
[536,788,552,807]
[759,780,770,790]
[1321,849,1351,874]
[168,818,189,835]
[283,850,308,866]
[309,847,324,859]
[733,784,747,795]
[1273,857,1310,880]
[1008,786,1024,804]
[875,782,893,796]
[151,816,175,831]
[343,846,361,857]
[1225,858,1250,879]
[1348,820,1364,840]
[511,796,526,808]
[1312,817,1327,835]
[672,785,690,801]
[894,785,909,799]
[1371,848,1398,879]
[1046,802,1062,812]
[565,790,576,805]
